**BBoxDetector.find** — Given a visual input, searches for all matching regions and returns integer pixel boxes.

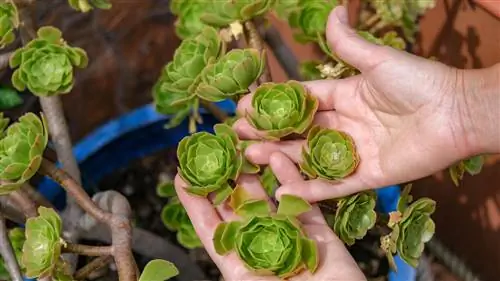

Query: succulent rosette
[161,196,202,249]
[9,26,88,97]
[448,155,484,186]
[67,0,111,12]
[153,26,224,128]
[382,185,436,268]
[0,0,19,48]
[201,0,274,27]
[22,207,63,278]
[246,81,318,140]
[0,113,48,194]
[288,0,338,43]
[177,124,258,203]
[300,125,359,181]
[195,48,265,101]
[170,0,208,39]
[333,191,377,245]
[214,186,318,278]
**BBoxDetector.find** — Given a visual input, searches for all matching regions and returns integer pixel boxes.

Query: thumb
[326,6,389,72]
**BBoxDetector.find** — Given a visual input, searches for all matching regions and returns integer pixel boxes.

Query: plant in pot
[0,0,485,281]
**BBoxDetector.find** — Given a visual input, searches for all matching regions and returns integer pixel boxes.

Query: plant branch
[74,255,113,280]
[244,20,271,83]
[0,197,25,224]
[0,214,22,281]
[8,188,38,218]
[63,243,112,256]
[38,159,137,281]
[200,100,229,122]
[21,183,53,208]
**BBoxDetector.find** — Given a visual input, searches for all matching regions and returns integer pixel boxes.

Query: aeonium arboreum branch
[214,186,318,278]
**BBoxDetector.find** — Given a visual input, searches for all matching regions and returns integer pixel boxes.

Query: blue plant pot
[37,101,415,281]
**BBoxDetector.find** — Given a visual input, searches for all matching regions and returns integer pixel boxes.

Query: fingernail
[335,6,348,25]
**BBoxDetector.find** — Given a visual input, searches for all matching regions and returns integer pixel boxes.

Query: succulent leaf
[196,48,265,102]
[170,0,210,39]
[0,0,18,49]
[156,181,176,198]
[9,26,88,96]
[277,194,312,217]
[333,191,377,245]
[259,166,278,196]
[0,86,23,110]
[0,113,48,194]
[448,155,484,186]
[300,125,359,181]
[139,259,179,281]
[22,207,63,278]
[161,197,202,249]
[299,60,323,81]
[67,0,111,12]
[246,81,319,140]
[201,0,274,27]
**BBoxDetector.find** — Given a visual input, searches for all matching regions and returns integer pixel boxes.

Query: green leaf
[212,183,232,205]
[37,26,62,43]
[464,155,484,176]
[235,199,271,217]
[277,195,311,217]
[139,259,179,281]
[0,86,22,109]
[301,238,318,273]
[260,166,278,196]
[228,185,251,211]
[156,181,176,198]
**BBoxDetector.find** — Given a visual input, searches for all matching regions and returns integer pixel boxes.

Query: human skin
[233,6,500,202]
[175,5,500,280]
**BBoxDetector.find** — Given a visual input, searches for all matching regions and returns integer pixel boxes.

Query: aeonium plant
[246,80,319,140]
[0,0,19,49]
[214,186,318,278]
[177,123,259,204]
[0,112,48,193]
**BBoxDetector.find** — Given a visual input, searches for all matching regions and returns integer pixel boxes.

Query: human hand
[233,6,488,202]
[173,152,366,281]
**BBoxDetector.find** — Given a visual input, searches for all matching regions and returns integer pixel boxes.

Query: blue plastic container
[37,102,415,281]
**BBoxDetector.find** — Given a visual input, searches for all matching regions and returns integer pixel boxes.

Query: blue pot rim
[36,101,415,281]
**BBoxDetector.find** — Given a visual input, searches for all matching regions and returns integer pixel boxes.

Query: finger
[326,6,391,72]
[276,177,372,203]
[174,175,228,267]
[232,118,267,140]
[246,140,304,165]
[236,92,253,117]
[269,152,327,225]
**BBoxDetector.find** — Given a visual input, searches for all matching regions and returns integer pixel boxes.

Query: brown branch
[38,159,137,281]
[244,20,271,84]
[63,243,112,256]
[21,183,53,208]
[8,189,37,218]
[0,214,22,281]
[0,197,25,224]
[74,255,113,280]
[200,100,229,122]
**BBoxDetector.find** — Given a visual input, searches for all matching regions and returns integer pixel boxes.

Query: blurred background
[1,0,498,280]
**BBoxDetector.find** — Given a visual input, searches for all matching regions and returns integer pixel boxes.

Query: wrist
[455,63,500,156]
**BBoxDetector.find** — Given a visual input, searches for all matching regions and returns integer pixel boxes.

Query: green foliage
[9,26,88,97]
[214,187,318,278]
[448,155,484,186]
[139,259,179,281]
[152,27,225,129]
[382,185,436,269]
[0,113,48,194]
[333,192,377,245]
[0,0,18,49]
[0,228,26,279]
[22,207,63,278]
[273,0,299,20]
[300,125,359,181]
[370,0,435,42]
[67,0,111,12]
[196,48,265,102]
[177,123,259,202]
[156,181,176,198]
[161,197,202,249]
[298,60,323,81]
[288,0,338,43]
[246,81,318,140]
[201,0,274,27]
[0,86,23,110]
[170,0,208,39]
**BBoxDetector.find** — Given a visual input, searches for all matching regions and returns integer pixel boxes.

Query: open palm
[232,6,477,202]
